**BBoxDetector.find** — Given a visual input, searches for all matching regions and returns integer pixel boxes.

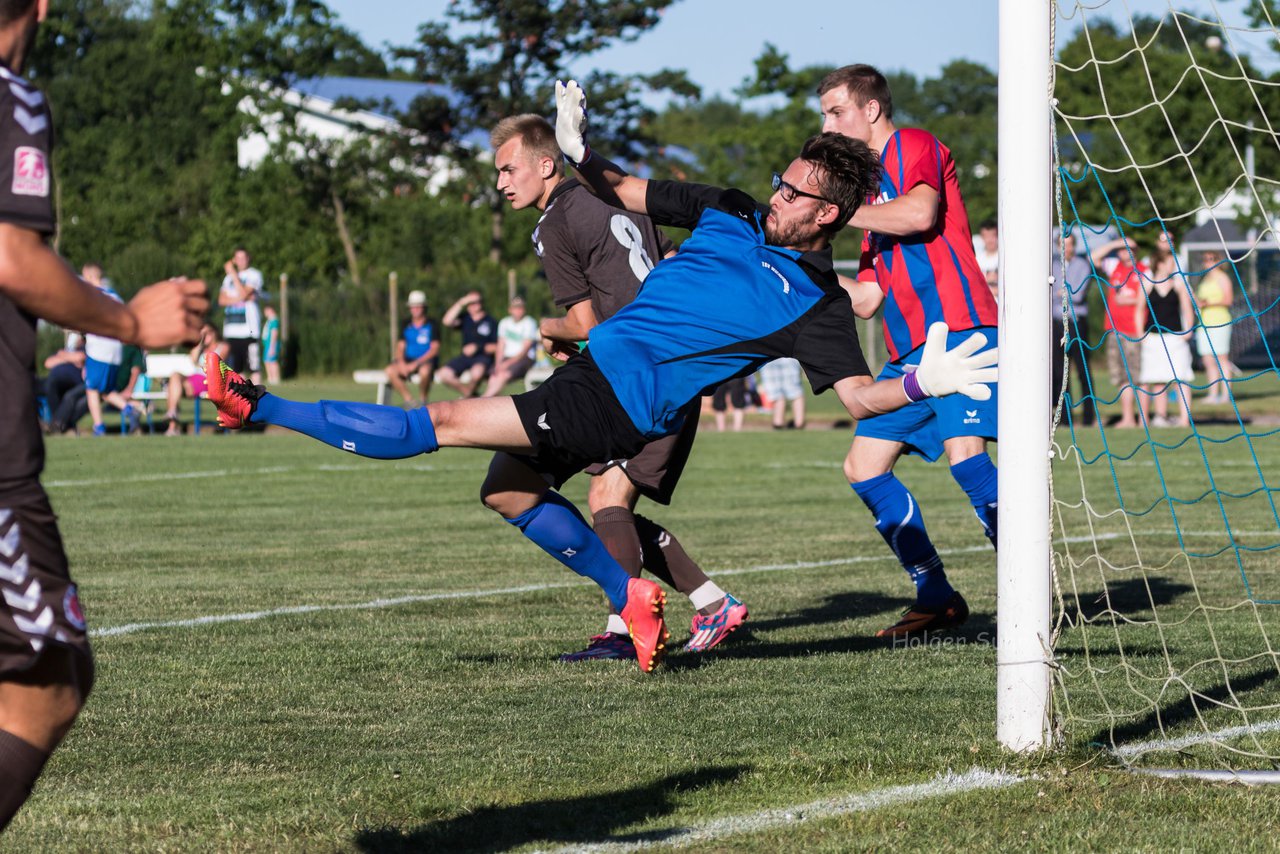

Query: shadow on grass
[1095,666,1280,749]
[1060,576,1194,622]
[353,765,748,853]
[663,591,997,673]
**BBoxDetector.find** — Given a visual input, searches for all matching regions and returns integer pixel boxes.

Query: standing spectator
[1195,250,1236,403]
[436,291,497,398]
[1135,235,1195,427]
[973,218,1000,304]
[482,296,538,397]
[261,304,281,386]
[40,332,84,432]
[710,378,746,432]
[1052,233,1097,426]
[80,263,135,436]
[219,247,263,384]
[759,358,806,430]
[1094,234,1147,428]
[385,290,439,406]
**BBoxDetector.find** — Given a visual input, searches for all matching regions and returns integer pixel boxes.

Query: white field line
[90,545,996,640]
[539,768,1025,854]
[1113,717,1280,760]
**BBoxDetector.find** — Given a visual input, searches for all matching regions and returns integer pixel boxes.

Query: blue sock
[851,473,952,607]
[506,491,630,612]
[254,395,438,459]
[950,453,998,549]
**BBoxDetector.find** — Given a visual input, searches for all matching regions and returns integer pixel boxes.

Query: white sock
[606,614,628,636]
[689,581,727,611]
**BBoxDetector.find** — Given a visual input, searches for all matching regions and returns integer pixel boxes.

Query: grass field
[8,377,1280,851]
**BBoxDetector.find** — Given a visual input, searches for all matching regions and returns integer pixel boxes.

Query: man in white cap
[385,290,439,406]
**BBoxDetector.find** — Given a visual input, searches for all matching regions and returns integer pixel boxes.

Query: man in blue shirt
[204,81,996,674]
[385,290,439,406]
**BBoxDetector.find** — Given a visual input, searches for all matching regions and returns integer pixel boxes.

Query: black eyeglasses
[772,172,835,210]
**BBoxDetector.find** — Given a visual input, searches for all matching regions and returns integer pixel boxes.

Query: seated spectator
[973,218,999,303]
[436,290,497,398]
[165,324,228,436]
[482,296,538,397]
[385,290,439,406]
[759,357,806,429]
[41,331,84,433]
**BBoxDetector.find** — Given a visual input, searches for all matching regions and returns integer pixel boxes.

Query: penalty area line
[91,543,996,640]
[538,768,1025,853]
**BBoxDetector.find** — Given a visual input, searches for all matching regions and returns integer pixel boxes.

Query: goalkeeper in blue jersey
[204,80,997,674]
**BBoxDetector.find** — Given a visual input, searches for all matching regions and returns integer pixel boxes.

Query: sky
[321,1,1277,99]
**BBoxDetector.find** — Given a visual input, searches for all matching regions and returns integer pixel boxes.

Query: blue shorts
[83,358,118,394]
[855,326,998,462]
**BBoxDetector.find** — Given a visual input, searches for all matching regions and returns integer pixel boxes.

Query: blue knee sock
[951,453,998,548]
[506,491,630,612]
[254,395,438,459]
[851,472,952,607]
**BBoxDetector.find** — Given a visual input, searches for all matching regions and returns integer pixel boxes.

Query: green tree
[1054,14,1280,234]
[391,0,699,263]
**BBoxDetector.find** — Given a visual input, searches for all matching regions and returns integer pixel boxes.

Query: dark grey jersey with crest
[0,62,56,503]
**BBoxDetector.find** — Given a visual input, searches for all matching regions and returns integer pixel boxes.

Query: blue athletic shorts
[83,357,117,393]
[855,326,998,462]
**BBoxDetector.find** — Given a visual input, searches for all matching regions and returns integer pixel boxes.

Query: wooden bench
[353,363,555,402]
[139,353,208,434]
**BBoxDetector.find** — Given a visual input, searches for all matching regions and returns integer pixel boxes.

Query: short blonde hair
[490,114,562,164]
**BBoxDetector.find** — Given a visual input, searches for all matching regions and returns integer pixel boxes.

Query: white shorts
[1194,324,1232,360]
[1138,333,1193,384]
[758,358,803,401]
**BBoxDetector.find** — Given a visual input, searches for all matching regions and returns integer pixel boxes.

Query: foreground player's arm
[838,273,884,319]
[540,300,597,345]
[0,224,207,347]
[554,79,649,215]
[833,323,998,420]
[846,182,938,237]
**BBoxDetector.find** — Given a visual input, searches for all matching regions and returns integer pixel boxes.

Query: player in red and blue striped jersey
[820,64,1000,637]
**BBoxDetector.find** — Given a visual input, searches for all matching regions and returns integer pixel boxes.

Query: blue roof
[290,76,454,119]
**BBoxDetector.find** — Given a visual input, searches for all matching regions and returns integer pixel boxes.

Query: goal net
[1049,0,1280,771]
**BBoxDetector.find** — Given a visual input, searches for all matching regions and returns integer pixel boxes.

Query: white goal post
[996,0,1054,751]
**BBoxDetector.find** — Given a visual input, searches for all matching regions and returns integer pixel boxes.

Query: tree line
[33,1,1272,373]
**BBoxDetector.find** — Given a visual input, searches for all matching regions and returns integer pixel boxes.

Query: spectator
[385,290,439,406]
[436,290,497,398]
[1051,233,1097,426]
[1094,234,1147,428]
[758,358,806,429]
[710,378,746,432]
[1195,249,1236,403]
[261,304,282,386]
[164,324,227,436]
[40,331,84,433]
[219,247,264,383]
[80,263,137,436]
[973,218,999,303]
[1135,233,1195,427]
[482,296,538,397]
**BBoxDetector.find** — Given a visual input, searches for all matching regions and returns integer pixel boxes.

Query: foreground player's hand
[911,322,998,401]
[127,278,209,348]
[554,79,588,163]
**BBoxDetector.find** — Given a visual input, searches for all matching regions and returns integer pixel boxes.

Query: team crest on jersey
[63,585,86,632]
[12,146,48,197]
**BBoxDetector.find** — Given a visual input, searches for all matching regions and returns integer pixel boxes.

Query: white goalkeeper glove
[554,78,588,164]
[905,322,999,402]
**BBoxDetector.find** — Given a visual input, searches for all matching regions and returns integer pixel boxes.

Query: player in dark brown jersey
[0,0,208,832]
[491,114,748,660]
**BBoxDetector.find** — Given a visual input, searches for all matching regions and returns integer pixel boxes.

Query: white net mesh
[1051,0,1280,769]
